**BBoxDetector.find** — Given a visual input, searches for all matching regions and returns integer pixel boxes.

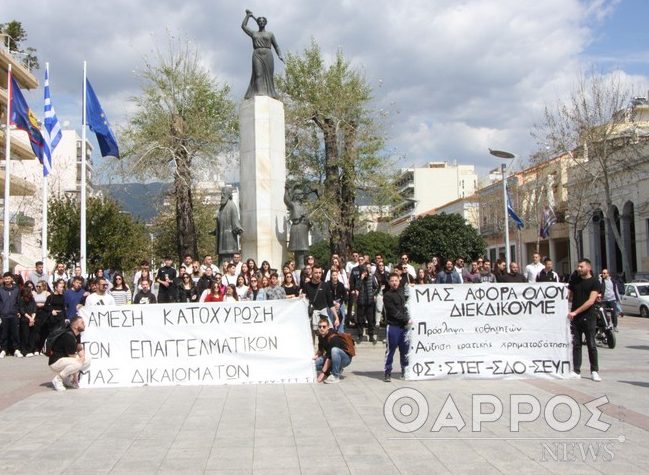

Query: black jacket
[326,280,348,305]
[383,287,408,327]
[0,285,20,318]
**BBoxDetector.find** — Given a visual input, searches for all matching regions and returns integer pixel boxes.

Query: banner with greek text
[78,299,315,388]
[406,283,571,380]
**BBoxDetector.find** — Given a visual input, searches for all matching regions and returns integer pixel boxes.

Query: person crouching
[49,316,91,391]
[314,318,352,384]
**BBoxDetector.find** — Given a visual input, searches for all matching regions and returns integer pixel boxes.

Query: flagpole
[3,64,12,273]
[502,163,511,269]
[80,61,87,277]
[42,63,49,267]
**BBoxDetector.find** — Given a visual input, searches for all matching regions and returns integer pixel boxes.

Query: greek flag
[540,206,557,238]
[42,64,62,177]
[506,184,524,230]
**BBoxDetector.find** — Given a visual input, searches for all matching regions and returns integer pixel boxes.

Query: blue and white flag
[42,64,62,177]
[540,206,557,238]
[506,184,524,230]
[86,78,119,158]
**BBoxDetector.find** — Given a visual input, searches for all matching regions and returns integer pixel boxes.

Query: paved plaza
[0,315,648,474]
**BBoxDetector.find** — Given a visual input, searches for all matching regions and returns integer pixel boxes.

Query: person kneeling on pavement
[314,318,352,384]
[49,316,91,391]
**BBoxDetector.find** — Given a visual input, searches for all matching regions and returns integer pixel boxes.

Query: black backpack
[43,326,71,357]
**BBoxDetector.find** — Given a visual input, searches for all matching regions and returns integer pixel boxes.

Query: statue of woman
[284,184,311,253]
[242,9,284,100]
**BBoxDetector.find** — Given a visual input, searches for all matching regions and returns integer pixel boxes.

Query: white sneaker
[14,350,23,358]
[569,371,581,379]
[324,375,340,384]
[25,353,34,358]
[52,375,66,391]
[591,371,602,382]
[0,350,5,359]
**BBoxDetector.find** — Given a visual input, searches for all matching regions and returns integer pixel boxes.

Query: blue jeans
[315,347,351,377]
[328,304,346,333]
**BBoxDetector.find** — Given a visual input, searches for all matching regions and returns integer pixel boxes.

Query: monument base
[239,96,287,266]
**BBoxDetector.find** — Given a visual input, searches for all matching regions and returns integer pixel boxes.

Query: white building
[390,161,477,234]
[433,194,480,229]
[5,128,93,271]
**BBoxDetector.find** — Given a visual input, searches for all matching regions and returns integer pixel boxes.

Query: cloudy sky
[5,0,649,181]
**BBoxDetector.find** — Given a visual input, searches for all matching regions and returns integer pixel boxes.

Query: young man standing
[525,252,544,283]
[84,278,116,306]
[134,280,157,304]
[28,261,47,287]
[600,268,621,331]
[383,273,410,382]
[499,262,527,283]
[156,256,177,303]
[536,257,560,283]
[64,277,86,319]
[265,272,287,300]
[568,258,601,382]
[0,272,22,358]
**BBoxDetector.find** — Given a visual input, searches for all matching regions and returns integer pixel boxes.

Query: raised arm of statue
[241,10,254,36]
[284,186,293,210]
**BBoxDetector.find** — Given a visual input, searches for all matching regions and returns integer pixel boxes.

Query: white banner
[78,299,315,388]
[406,283,572,380]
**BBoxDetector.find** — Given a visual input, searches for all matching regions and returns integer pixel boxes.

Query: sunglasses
[318,325,328,329]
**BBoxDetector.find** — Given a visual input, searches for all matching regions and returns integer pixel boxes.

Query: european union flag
[86,78,119,158]
[10,75,45,161]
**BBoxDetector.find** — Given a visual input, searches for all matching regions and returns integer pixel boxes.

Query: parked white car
[621,283,649,318]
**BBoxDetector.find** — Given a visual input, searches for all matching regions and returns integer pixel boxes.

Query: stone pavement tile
[421,440,503,473]
[297,443,343,459]
[343,454,401,474]
[295,436,340,450]
[253,470,302,475]
[389,452,451,473]
[211,436,255,449]
[204,446,254,470]
[254,436,296,447]
[171,430,218,449]
[299,454,349,470]
[203,471,252,475]
[66,470,110,475]
[252,446,300,469]
[158,448,212,472]
[254,427,294,438]
[110,457,162,473]
[338,443,388,457]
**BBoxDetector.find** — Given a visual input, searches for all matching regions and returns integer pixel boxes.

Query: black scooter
[594,303,616,349]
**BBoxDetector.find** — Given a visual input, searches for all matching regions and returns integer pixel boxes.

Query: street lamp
[489,149,516,269]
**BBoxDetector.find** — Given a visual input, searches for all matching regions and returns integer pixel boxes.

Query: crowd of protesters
[0,250,625,386]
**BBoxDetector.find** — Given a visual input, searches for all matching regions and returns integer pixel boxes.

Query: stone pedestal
[239,96,287,266]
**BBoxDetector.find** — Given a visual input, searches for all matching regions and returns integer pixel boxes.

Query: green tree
[150,192,217,263]
[0,20,39,69]
[277,40,395,261]
[123,38,238,262]
[309,231,398,267]
[398,213,486,264]
[48,195,149,272]
[308,240,330,267]
[352,231,398,264]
